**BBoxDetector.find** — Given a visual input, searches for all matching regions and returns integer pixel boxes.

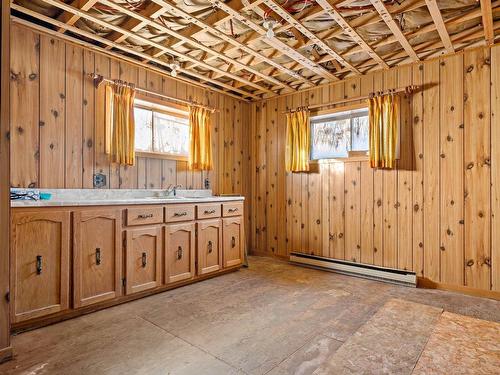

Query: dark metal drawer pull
[231,236,236,248]
[177,246,183,260]
[96,248,101,265]
[228,208,239,213]
[36,255,42,275]
[138,213,154,219]
[207,240,213,254]
[141,252,147,268]
[174,212,188,217]
[204,209,216,214]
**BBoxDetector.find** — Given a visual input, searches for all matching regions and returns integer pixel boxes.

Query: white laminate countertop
[11,188,244,208]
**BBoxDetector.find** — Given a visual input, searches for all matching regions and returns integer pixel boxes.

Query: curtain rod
[88,73,219,113]
[282,85,419,114]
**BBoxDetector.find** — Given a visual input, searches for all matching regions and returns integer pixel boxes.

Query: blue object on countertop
[39,192,52,200]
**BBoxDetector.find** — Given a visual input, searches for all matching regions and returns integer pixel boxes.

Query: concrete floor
[1,256,499,375]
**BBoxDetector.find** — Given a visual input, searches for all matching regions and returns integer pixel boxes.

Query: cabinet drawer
[222,202,243,217]
[127,207,163,226]
[165,204,195,223]
[196,203,221,220]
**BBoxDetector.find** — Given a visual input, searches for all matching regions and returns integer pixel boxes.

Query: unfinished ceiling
[10,0,500,100]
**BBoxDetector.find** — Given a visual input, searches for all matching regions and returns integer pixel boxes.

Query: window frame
[134,94,190,161]
[310,103,369,163]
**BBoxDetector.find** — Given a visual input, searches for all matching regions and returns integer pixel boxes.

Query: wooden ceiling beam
[262,0,361,74]
[424,0,454,53]
[56,0,98,32]
[105,2,167,48]
[220,0,424,75]
[369,0,420,62]
[480,0,495,45]
[315,0,389,69]
[210,0,338,82]
[39,0,266,97]
[99,0,284,93]
[148,0,307,85]
[11,4,257,101]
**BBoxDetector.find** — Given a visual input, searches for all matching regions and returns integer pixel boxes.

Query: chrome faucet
[165,184,182,197]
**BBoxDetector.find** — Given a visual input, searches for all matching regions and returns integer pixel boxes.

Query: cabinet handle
[36,255,42,275]
[228,208,238,213]
[141,252,147,268]
[96,248,101,265]
[138,213,153,219]
[204,209,216,214]
[174,212,188,217]
[231,236,236,248]
[207,240,213,254]
[177,246,183,260]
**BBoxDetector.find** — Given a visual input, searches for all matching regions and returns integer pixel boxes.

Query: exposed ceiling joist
[56,0,98,32]
[424,0,454,53]
[209,0,338,82]
[11,4,255,101]
[40,0,269,97]
[99,0,290,92]
[105,2,167,48]
[480,0,495,45]
[369,0,420,62]
[315,0,389,69]
[148,0,306,86]
[262,0,360,75]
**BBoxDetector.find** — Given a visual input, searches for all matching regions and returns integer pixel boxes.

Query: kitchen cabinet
[223,217,244,268]
[73,209,122,308]
[165,222,196,283]
[11,211,70,322]
[126,227,162,294]
[197,219,223,275]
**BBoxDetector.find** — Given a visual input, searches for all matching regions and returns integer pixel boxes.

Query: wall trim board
[417,278,500,301]
[0,0,11,362]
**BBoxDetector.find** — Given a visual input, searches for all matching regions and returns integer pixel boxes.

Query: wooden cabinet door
[11,211,70,323]
[165,222,195,283]
[223,217,243,268]
[73,209,122,308]
[197,219,222,275]
[126,227,162,295]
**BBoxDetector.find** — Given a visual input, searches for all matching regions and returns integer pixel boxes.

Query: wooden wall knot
[10,70,19,81]
[446,228,453,236]
[466,259,474,267]
[484,158,491,166]
[316,219,321,225]
[440,246,445,252]
[466,162,474,170]
[338,233,343,238]
[466,65,474,73]
[329,233,335,240]
[377,199,382,207]
[483,257,491,267]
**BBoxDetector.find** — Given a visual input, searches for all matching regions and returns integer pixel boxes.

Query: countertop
[10,188,244,208]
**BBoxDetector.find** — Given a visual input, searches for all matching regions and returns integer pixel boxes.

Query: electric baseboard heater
[289,252,417,287]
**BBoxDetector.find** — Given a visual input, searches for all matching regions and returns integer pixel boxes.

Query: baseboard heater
[289,252,417,287]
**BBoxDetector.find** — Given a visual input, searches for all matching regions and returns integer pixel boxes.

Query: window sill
[312,156,369,164]
[136,151,188,161]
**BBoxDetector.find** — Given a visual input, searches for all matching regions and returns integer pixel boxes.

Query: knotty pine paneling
[10,24,249,200]
[249,45,500,294]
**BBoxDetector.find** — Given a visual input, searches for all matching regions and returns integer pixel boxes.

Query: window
[134,98,189,159]
[310,107,369,160]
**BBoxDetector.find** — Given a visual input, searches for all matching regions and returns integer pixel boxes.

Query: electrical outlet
[93,173,107,188]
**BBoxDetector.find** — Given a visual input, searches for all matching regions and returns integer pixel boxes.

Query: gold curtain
[105,83,136,166]
[368,94,400,169]
[285,108,310,173]
[189,106,213,171]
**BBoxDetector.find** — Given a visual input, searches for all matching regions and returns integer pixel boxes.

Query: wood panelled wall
[249,45,500,293]
[9,23,250,198]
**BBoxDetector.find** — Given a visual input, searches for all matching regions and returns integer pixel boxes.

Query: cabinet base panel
[11,266,242,334]
[0,347,13,364]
